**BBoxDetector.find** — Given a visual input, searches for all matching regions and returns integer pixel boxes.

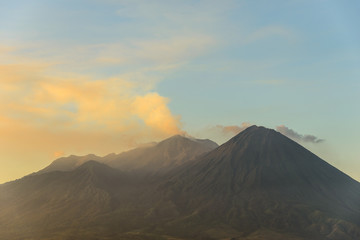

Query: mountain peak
[76,160,107,170]
[164,134,188,141]
[237,125,272,134]
[229,125,280,144]
[74,160,122,183]
[75,160,115,175]
[163,134,194,141]
[169,124,357,197]
[158,134,217,147]
[175,133,217,144]
[104,134,219,173]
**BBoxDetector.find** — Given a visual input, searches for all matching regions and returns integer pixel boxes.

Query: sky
[0,0,359,183]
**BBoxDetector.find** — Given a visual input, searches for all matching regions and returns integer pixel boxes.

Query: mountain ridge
[157,126,360,239]
[36,134,218,175]
[0,125,359,240]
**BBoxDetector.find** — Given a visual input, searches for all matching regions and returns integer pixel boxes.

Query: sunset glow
[0,1,359,183]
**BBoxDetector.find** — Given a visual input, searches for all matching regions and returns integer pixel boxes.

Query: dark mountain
[0,161,159,240]
[36,154,104,174]
[0,126,359,240]
[158,126,360,239]
[37,135,218,175]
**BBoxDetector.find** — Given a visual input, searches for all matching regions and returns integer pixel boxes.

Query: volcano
[160,126,360,239]
[0,126,359,240]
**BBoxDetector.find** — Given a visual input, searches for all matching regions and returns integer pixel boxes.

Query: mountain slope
[0,161,158,240]
[1,126,359,240]
[36,154,104,174]
[158,126,360,239]
[105,134,218,173]
[37,135,218,175]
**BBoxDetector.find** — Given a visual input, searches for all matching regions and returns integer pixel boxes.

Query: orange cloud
[0,62,181,134]
[132,93,182,135]
[0,49,183,183]
[0,22,216,183]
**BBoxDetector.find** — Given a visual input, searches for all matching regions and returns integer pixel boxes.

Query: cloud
[195,122,252,144]
[276,125,324,143]
[216,122,252,136]
[0,1,224,183]
[196,123,324,145]
[132,93,182,135]
[0,61,182,136]
[0,48,186,183]
[0,5,217,181]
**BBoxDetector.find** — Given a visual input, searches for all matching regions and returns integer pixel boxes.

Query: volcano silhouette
[0,126,359,239]
[160,126,360,239]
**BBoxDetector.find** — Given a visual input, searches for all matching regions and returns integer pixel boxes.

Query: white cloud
[276,125,324,143]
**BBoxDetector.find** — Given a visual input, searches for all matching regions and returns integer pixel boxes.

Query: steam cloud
[276,125,324,143]
[199,123,324,145]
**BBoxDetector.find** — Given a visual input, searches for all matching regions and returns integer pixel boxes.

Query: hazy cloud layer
[0,0,224,183]
[276,125,324,144]
[0,0,342,184]
[0,46,189,183]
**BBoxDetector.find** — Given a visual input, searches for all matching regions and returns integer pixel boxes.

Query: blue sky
[0,0,359,182]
